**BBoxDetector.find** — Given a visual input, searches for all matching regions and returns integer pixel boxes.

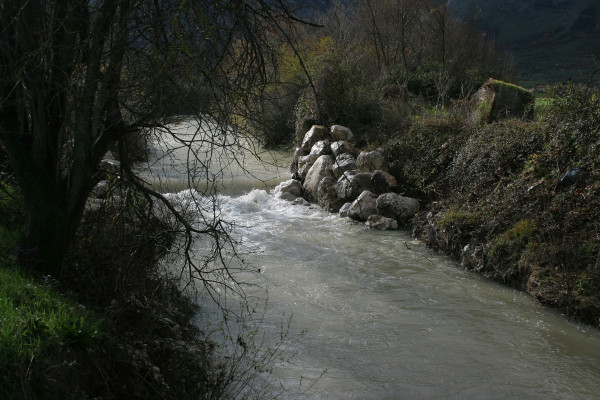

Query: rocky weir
[274,124,419,231]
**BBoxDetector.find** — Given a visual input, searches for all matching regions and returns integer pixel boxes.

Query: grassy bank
[0,265,103,399]
[383,83,600,327]
[0,189,233,399]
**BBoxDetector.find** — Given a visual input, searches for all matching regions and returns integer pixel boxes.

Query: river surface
[143,120,600,399]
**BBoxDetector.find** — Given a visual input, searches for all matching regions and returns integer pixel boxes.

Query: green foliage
[450,119,545,203]
[540,84,600,161]
[0,265,103,397]
[389,78,600,324]
[384,108,469,199]
[438,211,480,229]
[487,79,530,94]
[487,219,537,285]
[302,42,385,138]
[406,64,440,102]
[533,96,553,120]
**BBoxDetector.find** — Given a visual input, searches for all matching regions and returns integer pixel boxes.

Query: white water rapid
[142,120,600,399]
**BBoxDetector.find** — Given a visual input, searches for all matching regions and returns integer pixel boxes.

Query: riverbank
[282,83,600,328]
[385,84,600,327]
[0,193,231,399]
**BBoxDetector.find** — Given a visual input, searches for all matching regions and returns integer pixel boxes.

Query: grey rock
[303,155,335,201]
[91,180,111,199]
[301,125,327,152]
[366,214,399,230]
[292,197,311,206]
[376,193,420,224]
[339,202,352,218]
[348,190,378,221]
[471,78,534,124]
[331,141,353,157]
[279,192,298,201]
[331,125,354,142]
[297,154,320,180]
[356,150,388,173]
[273,179,302,200]
[309,140,331,156]
[99,151,120,175]
[317,176,345,212]
[371,170,390,195]
[336,170,373,202]
[332,153,357,179]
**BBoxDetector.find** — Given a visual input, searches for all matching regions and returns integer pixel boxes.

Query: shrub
[383,107,470,200]
[449,119,545,204]
[540,83,600,163]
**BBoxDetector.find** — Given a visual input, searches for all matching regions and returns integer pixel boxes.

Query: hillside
[448,0,600,85]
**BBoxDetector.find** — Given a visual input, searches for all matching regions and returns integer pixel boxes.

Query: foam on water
[170,188,600,400]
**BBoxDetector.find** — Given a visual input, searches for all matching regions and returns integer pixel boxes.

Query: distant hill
[448,0,600,86]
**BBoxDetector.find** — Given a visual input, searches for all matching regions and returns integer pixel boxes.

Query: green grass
[0,182,104,396]
[0,264,104,395]
[438,211,480,228]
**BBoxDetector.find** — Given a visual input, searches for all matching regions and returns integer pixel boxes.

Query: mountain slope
[449,0,600,85]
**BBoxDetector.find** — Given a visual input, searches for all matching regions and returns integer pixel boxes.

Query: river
[142,119,600,399]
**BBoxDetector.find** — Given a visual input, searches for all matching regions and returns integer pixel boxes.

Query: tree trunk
[19,199,78,276]
[11,158,90,276]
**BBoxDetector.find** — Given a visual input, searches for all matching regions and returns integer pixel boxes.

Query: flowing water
[143,120,600,399]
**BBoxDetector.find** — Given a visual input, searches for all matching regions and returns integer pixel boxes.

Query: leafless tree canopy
[0,0,301,279]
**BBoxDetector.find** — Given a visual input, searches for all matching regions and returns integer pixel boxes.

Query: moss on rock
[472,78,534,125]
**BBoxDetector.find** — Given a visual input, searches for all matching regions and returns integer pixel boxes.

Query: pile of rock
[275,124,420,230]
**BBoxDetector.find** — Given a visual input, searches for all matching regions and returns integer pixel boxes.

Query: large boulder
[295,117,317,146]
[339,202,352,218]
[317,176,344,212]
[366,215,399,230]
[356,150,388,173]
[471,78,534,124]
[331,141,353,157]
[303,155,334,201]
[336,170,373,202]
[309,140,331,156]
[297,154,320,180]
[331,125,354,143]
[273,179,302,201]
[370,170,397,195]
[290,147,307,175]
[376,193,420,224]
[300,125,327,152]
[347,190,378,221]
[332,153,357,179]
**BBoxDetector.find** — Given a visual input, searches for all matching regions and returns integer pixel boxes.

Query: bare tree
[0,0,299,278]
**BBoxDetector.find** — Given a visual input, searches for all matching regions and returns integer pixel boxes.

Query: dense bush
[541,84,600,163]
[403,84,600,326]
[449,119,546,204]
[383,108,469,200]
